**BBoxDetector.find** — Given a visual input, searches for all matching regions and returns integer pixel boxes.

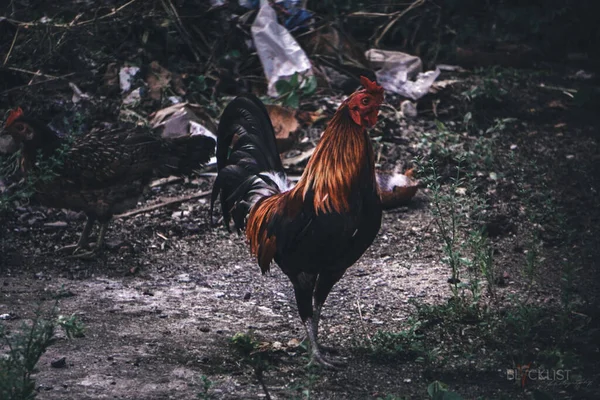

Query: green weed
[275,72,317,109]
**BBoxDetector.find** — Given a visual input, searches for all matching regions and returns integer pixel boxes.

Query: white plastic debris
[251,0,312,97]
[189,120,217,142]
[150,103,217,142]
[119,66,140,93]
[122,87,142,105]
[400,100,417,118]
[365,49,440,100]
[571,70,594,80]
[69,82,91,104]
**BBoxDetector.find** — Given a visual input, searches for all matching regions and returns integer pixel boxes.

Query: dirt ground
[1,188,453,400]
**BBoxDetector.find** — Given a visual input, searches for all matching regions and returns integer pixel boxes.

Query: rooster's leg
[70,221,108,259]
[292,274,337,369]
[310,303,337,354]
[57,216,95,254]
[311,271,347,365]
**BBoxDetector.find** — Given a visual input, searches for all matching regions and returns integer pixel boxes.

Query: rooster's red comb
[5,107,24,127]
[360,76,384,96]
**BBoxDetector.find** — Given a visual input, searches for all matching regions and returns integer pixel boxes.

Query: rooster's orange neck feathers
[292,105,376,214]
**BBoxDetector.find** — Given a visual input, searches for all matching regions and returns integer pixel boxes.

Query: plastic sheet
[365,49,440,100]
[251,0,312,97]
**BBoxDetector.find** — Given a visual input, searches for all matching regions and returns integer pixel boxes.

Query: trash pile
[0,0,464,207]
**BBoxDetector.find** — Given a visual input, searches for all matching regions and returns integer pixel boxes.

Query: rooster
[1,108,215,258]
[211,77,384,368]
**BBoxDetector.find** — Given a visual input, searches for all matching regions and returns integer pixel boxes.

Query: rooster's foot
[300,338,339,356]
[306,351,346,370]
[56,244,87,254]
[67,247,101,259]
[318,344,340,355]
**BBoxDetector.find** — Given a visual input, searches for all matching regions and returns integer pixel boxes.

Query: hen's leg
[292,273,336,369]
[56,216,95,254]
[312,271,346,365]
[70,221,108,259]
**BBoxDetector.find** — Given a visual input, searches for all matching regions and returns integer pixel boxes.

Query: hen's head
[345,76,384,128]
[2,107,35,142]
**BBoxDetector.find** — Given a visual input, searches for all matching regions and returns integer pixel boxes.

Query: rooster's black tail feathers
[211,94,288,231]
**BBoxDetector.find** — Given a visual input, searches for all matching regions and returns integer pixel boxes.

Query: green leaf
[289,72,299,88]
[227,49,241,58]
[436,392,464,400]
[434,120,448,133]
[463,112,472,125]
[302,75,317,95]
[428,381,448,397]
[195,75,207,91]
[285,92,299,109]
[275,79,292,95]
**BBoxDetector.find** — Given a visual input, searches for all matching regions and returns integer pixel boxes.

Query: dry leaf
[266,104,299,153]
[103,62,119,92]
[146,61,172,101]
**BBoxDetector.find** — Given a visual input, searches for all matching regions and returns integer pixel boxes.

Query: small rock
[199,326,210,333]
[182,223,200,233]
[495,271,510,286]
[400,100,418,118]
[272,341,283,350]
[243,292,251,301]
[51,357,67,368]
[44,221,68,228]
[105,239,126,250]
[63,210,85,221]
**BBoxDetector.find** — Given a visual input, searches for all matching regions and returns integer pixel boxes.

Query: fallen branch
[5,0,138,28]
[4,67,59,79]
[149,176,184,188]
[115,190,211,219]
[160,0,202,63]
[3,26,19,66]
[373,0,425,48]
[0,73,76,96]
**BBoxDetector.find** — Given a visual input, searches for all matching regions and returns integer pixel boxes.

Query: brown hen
[2,108,215,258]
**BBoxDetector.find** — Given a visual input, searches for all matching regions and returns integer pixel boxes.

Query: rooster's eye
[361,97,370,106]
